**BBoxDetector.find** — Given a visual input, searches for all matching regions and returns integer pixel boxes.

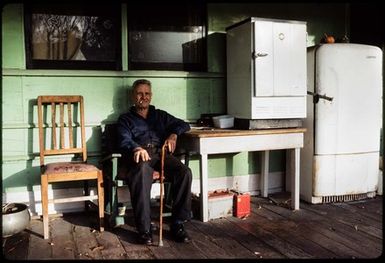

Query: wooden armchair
[37,95,104,239]
[100,123,191,228]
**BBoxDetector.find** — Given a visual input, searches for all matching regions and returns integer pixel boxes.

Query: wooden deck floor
[3,194,383,260]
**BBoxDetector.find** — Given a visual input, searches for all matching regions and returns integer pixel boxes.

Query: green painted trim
[3,120,197,130]
[20,4,26,69]
[2,69,224,78]
[2,153,103,163]
[2,122,100,129]
[2,155,39,162]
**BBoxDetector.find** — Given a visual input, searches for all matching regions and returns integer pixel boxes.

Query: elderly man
[117,79,192,245]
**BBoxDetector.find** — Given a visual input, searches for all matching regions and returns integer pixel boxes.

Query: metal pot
[2,203,31,238]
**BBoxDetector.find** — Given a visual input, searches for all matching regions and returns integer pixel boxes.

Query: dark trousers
[124,149,192,233]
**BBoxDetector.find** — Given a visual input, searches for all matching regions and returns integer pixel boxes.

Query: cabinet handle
[252,52,268,59]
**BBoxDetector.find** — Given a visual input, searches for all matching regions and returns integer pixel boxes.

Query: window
[127,2,207,71]
[24,3,121,70]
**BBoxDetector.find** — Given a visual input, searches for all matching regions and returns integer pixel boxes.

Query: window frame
[24,3,122,70]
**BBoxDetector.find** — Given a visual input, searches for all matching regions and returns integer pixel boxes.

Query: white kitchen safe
[226,17,307,120]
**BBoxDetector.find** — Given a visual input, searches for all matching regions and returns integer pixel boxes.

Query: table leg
[290,148,300,210]
[200,154,209,222]
[260,150,270,198]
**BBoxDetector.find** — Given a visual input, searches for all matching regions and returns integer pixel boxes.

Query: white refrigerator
[301,43,383,203]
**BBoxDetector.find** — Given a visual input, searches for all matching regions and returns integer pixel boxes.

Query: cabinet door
[273,22,306,96]
[253,20,274,96]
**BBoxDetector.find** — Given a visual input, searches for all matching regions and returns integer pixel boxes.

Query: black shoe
[171,223,191,243]
[138,231,153,245]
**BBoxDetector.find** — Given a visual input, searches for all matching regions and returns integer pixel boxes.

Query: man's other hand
[165,133,177,153]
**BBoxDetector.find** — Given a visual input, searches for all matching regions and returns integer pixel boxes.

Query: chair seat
[45,162,99,174]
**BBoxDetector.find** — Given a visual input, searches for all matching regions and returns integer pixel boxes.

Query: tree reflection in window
[31,14,115,61]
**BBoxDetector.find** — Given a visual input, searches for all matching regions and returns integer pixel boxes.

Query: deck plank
[72,225,103,259]
[250,206,341,258]
[335,199,382,221]
[181,221,231,259]
[167,223,209,259]
[219,217,286,259]
[191,218,258,258]
[226,213,313,258]
[51,217,76,259]
[95,230,127,259]
[2,231,29,260]
[329,202,383,229]
[349,198,383,216]
[27,219,53,259]
[134,218,209,259]
[112,223,156,259]
[69,213,103,260]
[301,201,382,239]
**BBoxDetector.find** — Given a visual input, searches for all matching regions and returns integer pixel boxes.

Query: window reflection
[31,14,116,61]
[25,3,121,70]
[130,27,203,64]
[127,3,206,71]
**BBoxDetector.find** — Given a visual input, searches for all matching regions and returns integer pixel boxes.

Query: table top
[183,127,307,138]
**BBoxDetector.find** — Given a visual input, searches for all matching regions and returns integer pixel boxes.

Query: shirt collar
[130,105,156,118]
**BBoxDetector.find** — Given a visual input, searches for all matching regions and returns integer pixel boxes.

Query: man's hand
[165,133,177,153]
[133,147,151,163]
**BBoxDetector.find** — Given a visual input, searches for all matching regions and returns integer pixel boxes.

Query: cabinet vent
[321,192,376,203]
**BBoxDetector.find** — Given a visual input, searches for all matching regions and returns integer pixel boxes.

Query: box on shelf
[212,115,234,129]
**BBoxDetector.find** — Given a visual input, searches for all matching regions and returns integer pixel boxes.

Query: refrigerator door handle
[307,91,333,103]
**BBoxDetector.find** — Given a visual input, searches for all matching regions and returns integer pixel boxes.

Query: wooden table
[178,127,306,222]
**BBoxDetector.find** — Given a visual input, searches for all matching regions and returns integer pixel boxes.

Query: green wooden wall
[2,3,347,195]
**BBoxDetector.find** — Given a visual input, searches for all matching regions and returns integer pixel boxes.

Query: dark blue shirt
[117,105,190,154]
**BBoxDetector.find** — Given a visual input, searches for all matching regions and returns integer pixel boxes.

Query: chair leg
[41,175,49,239]
[97,172,105,232]
[84,180,89,211]
[162,182,172,217]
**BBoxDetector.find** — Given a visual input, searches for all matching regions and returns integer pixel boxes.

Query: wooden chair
[37,95,104,239]
[100,123,188,228]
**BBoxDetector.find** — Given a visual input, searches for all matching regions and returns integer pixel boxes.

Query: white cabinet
[226,17,307,119]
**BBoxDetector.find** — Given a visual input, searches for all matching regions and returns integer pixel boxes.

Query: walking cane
[158,142,167,247]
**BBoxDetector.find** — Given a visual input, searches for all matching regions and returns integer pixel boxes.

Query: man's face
[132,83,152,109]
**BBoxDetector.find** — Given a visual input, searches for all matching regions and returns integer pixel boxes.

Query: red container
[233,192,250,218]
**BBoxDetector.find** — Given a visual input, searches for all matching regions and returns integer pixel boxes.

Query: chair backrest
[101,123,120,156]
[37,95,87,166]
